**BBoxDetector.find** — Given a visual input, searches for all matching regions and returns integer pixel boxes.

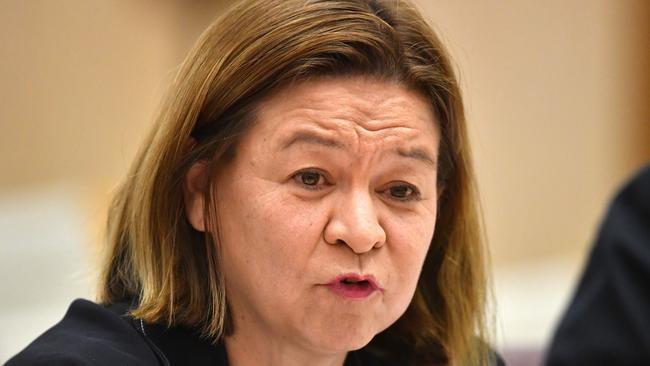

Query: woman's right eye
[292,169,327,190]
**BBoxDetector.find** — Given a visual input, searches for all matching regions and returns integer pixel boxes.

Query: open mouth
[341,278,369,285]
[326,274,383,299]
[340,278,372,291]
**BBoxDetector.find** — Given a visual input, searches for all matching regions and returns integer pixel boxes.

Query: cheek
[220,178,325,284]
[384,211,436,305]
[390,205,436,258]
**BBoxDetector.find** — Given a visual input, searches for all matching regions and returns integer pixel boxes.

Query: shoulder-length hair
[98,0,492,364]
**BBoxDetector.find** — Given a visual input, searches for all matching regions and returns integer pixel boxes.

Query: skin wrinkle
[280,129,437,169]
[268,80,438,173]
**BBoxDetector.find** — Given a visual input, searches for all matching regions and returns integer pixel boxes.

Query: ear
[184,160,209,232]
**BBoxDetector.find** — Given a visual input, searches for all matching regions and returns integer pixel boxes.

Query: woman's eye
[387,183,420,201]
[293,170,326,190]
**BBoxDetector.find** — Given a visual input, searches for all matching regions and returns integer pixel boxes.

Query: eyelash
[292,169,330,191]
[291,169,422,202]
[386,182,422,202]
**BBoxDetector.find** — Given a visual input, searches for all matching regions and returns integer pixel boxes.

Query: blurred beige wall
[0,0,236,254]
[0,0,234,186]
[422,0,650,265]
[0,0,648,363]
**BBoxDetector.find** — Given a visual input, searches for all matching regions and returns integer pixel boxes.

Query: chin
[304,323,378,353]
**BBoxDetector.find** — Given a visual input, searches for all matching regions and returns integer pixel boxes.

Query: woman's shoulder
[5,299,160,366]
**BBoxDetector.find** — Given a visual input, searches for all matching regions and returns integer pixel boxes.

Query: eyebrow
[280,131,437,168]
[395,147,437,169]
[280,131,346,151]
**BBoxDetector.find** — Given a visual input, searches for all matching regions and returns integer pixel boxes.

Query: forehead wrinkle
[267,107,357,155]
[289,88,429,133]
[261,80,439,161]
[273,83,436,132]
[297,103,431,143]
[350,126,438,171]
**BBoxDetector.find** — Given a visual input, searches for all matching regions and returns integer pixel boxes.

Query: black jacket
[545,164,650,365]
[6,298,505,365]
[4,299,399,366]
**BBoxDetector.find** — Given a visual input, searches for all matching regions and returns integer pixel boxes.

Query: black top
[5,299,397,366]
[6,298,506,365]
[545,164,650,365]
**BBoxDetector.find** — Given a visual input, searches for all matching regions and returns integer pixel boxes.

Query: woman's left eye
[386,183,421,201]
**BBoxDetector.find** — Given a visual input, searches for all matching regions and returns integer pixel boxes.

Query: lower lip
[326,282,377,299]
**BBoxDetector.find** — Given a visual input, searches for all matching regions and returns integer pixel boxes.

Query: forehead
[246,77,439,153]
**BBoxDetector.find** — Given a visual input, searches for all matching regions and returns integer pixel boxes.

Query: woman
[7,0,498,365]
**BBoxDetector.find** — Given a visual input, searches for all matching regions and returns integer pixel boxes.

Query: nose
[323,189,386,253]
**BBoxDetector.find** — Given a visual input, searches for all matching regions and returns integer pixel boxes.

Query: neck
[224,326,348,366]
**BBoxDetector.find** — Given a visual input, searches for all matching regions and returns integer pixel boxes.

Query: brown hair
[98,0,493,364]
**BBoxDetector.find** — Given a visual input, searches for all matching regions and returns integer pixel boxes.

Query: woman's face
[192,77,439,354]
